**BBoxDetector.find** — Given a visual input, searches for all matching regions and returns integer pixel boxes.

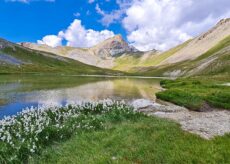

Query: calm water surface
[0,75,162,119]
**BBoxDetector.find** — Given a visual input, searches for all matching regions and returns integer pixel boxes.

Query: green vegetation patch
[157,89,204,110]
[156,77,230,111]
[1,101,230,163]
[31,114,230,163]
[0,101,139,163]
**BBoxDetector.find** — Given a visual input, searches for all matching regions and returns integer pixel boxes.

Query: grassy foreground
[0,101,230,163]
[156,77,230,111]
[31,114,230,163]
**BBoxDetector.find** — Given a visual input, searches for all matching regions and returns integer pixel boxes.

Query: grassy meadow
[156,76,230,111]
[31,110,230,163]
[0,101,229,163]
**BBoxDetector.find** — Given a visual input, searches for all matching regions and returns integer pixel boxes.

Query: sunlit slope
[135,35,230,77]
[113,40,191,71]
[114,19,230,72]
[0,39,121,75]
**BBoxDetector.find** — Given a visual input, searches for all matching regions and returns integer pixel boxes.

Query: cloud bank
[124,0,230,51]
[38,19,115,48]
[98,0,230,51]
[38,0,230,51]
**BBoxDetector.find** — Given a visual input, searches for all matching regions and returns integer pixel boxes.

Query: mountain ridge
[0,38,121,75]
[20,34,140,68]
[2,18,230,77]
[160,18,230,65]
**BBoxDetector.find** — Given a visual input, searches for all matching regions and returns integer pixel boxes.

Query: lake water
[0,75,162,119]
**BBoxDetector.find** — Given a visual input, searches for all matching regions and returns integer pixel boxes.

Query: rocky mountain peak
[216,18,230,26]
[109,34,123,41]
[91,34,139,57]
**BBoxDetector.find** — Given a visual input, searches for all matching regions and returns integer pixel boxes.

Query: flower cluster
[0,100,136,163]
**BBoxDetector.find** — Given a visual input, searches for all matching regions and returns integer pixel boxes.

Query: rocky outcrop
[90,35,138,57]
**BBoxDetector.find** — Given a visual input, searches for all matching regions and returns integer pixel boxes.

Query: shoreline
[0,73,175,79]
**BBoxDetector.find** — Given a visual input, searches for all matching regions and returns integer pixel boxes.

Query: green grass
[156,77,230,111]
[0,102,140,163]
[30,115,230,163]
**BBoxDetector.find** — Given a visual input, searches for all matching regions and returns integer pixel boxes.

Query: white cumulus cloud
[122,0,230,51]
[38,19,115,48]
[37,35,62,47]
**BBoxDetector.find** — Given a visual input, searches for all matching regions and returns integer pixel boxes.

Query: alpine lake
[0,74,163,119]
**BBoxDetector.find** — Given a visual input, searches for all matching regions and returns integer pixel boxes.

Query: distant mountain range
[0,38,120,75]
[1,18,230,77]
[20,35,139,68]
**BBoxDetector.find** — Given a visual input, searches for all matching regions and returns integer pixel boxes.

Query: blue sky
[0,0,126,42]
[1,0,230,51]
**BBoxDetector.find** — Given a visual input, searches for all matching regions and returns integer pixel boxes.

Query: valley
[0,17,230,163]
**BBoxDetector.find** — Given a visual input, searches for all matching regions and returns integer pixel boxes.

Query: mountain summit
[20,34,139,68]
[18,18,230,74]
[90,35,138,57]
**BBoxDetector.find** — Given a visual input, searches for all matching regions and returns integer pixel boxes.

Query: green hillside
[113,40,191,71]
[134,35,230,77]
[0,39,121,75]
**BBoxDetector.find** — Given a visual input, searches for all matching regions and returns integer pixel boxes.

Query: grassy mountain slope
[161,18,230,65]
[0,39,121,75]
[134,35,230,77]
[114,18,229,73]
[113,40,191,71]
[18,19,230,75]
